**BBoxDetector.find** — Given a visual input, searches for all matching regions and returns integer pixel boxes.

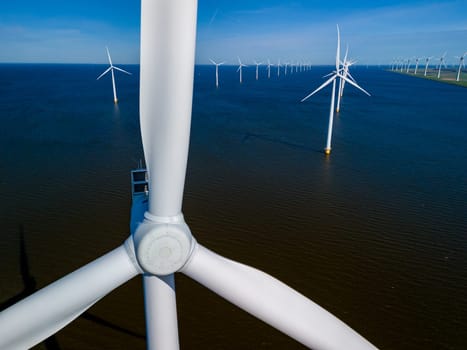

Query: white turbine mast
[424,56,433,76]
[0,5,378,350]
[253,60,263,80]
[237,57,247,83]
[414,57,420,75]
[266,59,273,79]
[96,47,132,103]
[301,25,370,155]
[209,58,225,88]
[455,52,466,82]
[437,52,447,79]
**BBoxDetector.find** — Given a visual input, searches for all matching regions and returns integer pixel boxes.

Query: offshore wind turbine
[424,56,433,76]
[406,58,411,73]
[96,47,132,104]
[455,52,466,81]
[277,59,282,77]
[253,60,263,80]
[414,57,420,75]
[437,52,447,79]
[0,3,378,350]
[209,58,225,88]
[266,59,273,78]
[301,25,370,156]
[237,57,247,83]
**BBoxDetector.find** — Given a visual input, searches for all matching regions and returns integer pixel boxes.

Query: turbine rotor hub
[133,214,194,275]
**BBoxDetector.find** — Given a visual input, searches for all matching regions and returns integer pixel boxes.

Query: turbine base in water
[324,148,331,155]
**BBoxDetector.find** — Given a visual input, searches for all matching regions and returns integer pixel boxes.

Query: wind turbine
[96,46,132,104]
[277,59,282,77]
[406,58,411,73]
[253,60,262,80]
[414,57,420,75]
[209,58,225,88]
[455,52,466,81]
[336,46,359,113]
[437,52,447,79]
[301,25,370,156]
[424,56,433,76]
[266,59,273,78]
[284,62,289,76]
[237,57,247,83]
[0,4,378,350]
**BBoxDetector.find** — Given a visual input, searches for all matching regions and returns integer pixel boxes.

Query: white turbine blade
[346,71,357,83]
[182,244,377,350]
[338,73,371,96]
[336,24,341,71]
[236,66,241,72]
[209,58,216,65]
[301,74,337,102]
[144,274,180,350]
[96,66,112,80]
[219,61,226,65]
[113,66,132,75]
[0,243,139,350]
[343,44,349,64]
[106,46,113,66]
[139,0,197,217]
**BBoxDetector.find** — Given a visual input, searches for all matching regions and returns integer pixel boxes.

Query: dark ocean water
[0,63,466,349]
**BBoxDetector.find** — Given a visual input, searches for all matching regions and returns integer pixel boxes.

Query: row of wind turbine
[392,51,466,81]
[208,58,312,87]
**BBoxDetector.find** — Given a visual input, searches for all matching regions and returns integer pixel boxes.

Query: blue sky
[0,0,466,65]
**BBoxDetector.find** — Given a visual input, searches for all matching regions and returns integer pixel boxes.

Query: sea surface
[0,63,466,349]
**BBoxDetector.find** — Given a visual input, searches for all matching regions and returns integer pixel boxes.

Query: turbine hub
[133,216,194,275]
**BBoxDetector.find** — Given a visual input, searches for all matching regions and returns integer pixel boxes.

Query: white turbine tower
[424,56,433,76]
[266,59,273,79]
[284,62,289,76]
[0,5,378,350]
[277,59,282,77]
[336,46,359,113]
[406,58,411,73]
[209,58,225,88]
[237,57,247,83]
[253,60,263,80]
[455,52,466,81]
[414,57,420,75]
[96,46,132,104]
[437,52,447,79]
[301,25,370,156]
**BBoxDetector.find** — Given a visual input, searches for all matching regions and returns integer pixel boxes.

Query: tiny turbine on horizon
[237,57,247,84]
[209,58,225,88]
[97,47,132,104]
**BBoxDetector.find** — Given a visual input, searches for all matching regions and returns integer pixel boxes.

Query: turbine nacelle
[133,215,195,275]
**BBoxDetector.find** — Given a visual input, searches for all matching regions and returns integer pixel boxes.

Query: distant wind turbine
[455,52,466,81]
[414,57,420,75]
[266,59,273,79]
[301,25,370,155]
[209,58,225,88]
[437,52,447,79]
[424,56,433,76]
[253,60,263,81]
[406,58,411,73]
[277,59,282,77]
[97,47,132,104]
[237,57,247,83]
[336,46,358,113]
